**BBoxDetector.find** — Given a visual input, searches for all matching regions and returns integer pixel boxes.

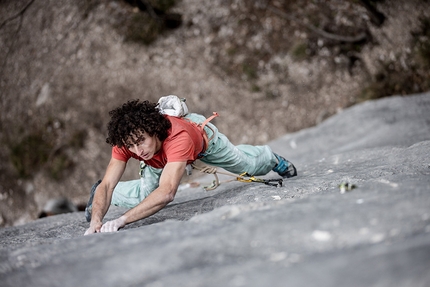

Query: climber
[84,96,296,235]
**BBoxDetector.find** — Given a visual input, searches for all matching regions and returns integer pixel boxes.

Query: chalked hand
[101,216,126,233]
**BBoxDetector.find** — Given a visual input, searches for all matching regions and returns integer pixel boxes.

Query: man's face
[125,131,162,160]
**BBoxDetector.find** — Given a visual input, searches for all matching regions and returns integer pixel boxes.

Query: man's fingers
[84,222,103,236]
[100,223,112,232]
[101,220,120,233]
[84,227,96,235]
[100,217,126,232]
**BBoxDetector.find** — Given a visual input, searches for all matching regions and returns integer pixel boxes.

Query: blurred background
[0,0,429,226]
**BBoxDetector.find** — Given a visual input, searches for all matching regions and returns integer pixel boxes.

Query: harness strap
[200,112,219,132]
[198,112,219,156]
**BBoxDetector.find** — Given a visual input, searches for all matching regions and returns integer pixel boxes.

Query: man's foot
[85,180,101,222]
[272,154,297,178]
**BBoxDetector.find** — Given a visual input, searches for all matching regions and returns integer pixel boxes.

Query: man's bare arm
[84,158,126,235]
[100,161,186,232]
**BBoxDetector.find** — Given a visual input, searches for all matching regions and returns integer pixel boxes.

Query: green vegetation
[69,130,87,149]
[227,47,237,57]
[359,61,430,102]
[150,0,177,12]
[290,42,309,61]
[125,13,163,45]
[242,61,262,92]
[80,0,101,19]
[412,16,430,68]
[122,0,180,45]
[9,133,52,179]
[359,16,430,102]
[242,62,258,80]
[265,90,281,100]
[6,121,86,180]
[46,151,74,181]
[250,84,261,93]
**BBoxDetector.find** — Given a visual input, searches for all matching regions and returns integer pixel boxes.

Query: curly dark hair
[106,99,171,147]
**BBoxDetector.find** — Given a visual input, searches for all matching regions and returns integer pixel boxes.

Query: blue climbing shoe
[272,154,297,178]
[85,180,101,222]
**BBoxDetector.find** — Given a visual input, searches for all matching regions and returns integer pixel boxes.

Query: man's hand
[84,221,102,235]
[83,158,126,236]
[83,161,185,235]
[100,216,127,233]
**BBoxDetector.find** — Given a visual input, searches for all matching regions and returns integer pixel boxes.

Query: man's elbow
[158,183,178,206]
[162,192,175,205]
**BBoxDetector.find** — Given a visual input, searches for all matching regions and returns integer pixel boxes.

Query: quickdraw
[236,172,283,188]
[191,163,283,191]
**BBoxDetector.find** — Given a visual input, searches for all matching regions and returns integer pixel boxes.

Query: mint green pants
[111,113,278,208]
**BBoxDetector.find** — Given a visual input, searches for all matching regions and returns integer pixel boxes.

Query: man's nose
[130,144,142,154]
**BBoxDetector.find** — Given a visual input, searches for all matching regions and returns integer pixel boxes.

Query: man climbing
[84,96,297,235]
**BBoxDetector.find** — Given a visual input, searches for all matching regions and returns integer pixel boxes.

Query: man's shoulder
[166,115,188,124]
[167,115,200,134]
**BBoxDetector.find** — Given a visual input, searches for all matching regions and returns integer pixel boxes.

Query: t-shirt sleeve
[112,146,132,162]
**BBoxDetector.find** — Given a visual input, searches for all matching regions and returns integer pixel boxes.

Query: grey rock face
[1,93,430,287]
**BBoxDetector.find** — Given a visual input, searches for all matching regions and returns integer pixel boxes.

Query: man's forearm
[100,188,173,232]
[100,161,184,232]
[122,187,174,225]
[91,184,112,224]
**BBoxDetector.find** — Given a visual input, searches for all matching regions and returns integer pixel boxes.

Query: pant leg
[201,131,278,176]
[186,112,277,176]
[111,165,162,208]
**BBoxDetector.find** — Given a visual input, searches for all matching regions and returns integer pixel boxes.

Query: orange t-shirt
[112,116,204,168]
